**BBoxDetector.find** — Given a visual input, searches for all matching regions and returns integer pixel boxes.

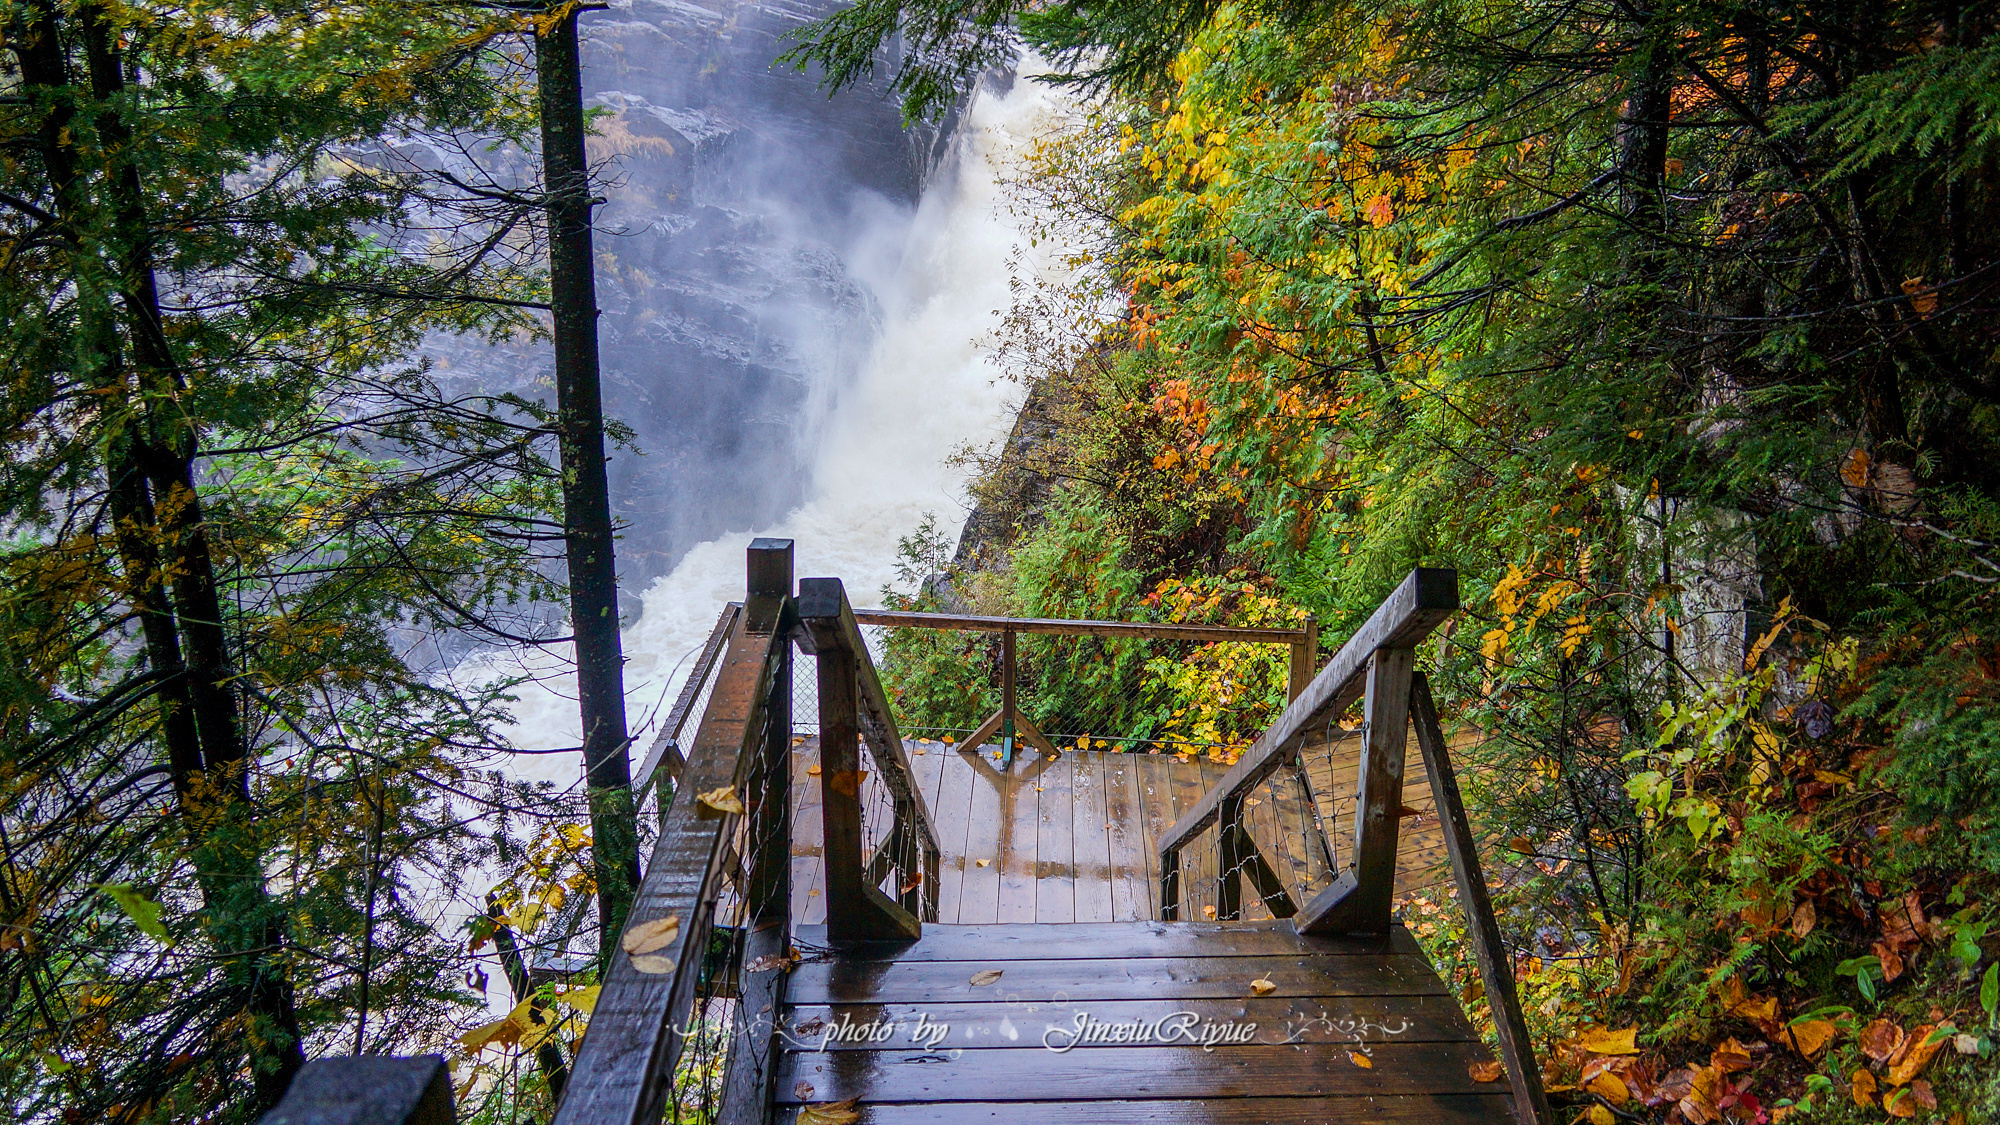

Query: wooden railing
[852,607,1320,763]
[797,578,940,938]
[1156,566,1552,1125]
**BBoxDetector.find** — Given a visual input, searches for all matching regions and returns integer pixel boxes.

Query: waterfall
[494,68,1075,786]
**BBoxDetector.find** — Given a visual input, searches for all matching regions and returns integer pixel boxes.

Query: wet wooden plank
[1099,754,1144,921]
[956,750,1004,925]
[786,954,1448,1004]
[790,921,1420,962]
[1130,755,1178,919]
[925,743,974,925]
[776,1093,1518,1124]
[781,993,1481,1049]
[774,1040,1503,1103]
[995,756,1039,924]
[1067,753,1112,922]
[1036,753,1076,922]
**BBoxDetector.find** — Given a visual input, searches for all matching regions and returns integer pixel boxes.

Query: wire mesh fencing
[861,620,1312,763]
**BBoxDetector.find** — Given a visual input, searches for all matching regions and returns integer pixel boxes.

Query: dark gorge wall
[439,0,943,588]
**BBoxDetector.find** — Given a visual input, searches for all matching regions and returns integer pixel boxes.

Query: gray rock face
[573,0,943,583]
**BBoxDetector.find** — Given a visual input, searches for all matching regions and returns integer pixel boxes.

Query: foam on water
[492,68,1077,784]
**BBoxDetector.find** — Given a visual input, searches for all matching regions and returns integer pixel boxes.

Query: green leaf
[95,883,172,944]
[1982,962,1998,1022]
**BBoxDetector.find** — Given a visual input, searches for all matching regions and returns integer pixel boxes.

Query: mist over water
[496,67,1077,786]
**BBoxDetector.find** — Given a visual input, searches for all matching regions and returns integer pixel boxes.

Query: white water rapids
[485,70,1075,786]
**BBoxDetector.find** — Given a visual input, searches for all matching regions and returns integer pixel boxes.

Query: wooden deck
[788,736,1452,927]
[775,920,1514,1123]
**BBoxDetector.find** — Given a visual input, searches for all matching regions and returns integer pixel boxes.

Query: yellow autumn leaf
[556,985,600,1015]
[1250,978,1277,995]
[458,1015,520,1053]
[1349,1051,1373,1068]
[620,913,680,956]
[1577,1027,1639,1055]
[1588,1106,1616,1125]
[697,787,744,816]
[797,1100,862,1125]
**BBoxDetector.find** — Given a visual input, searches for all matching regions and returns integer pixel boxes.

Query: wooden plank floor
[776,920,1515,1123]
[788,738,1457,927]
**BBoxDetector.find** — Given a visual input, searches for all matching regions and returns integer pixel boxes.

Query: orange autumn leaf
[1887,1025,1944,1086]
[1842,448,1872,489]
[1860,1019,1905,1063]
[1784,1018,1837,1058]
[1468,1060,1504,1083]
[1852,1068,1878,1107]
[1363,193,1395,228]
[1710,1038,1754,1075]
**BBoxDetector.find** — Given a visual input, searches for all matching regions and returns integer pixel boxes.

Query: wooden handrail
[633,601,741,792]
[854,607,1310,645]
[1159,568,1457,933]
[797,577,939,939]
[554,541,795,1125]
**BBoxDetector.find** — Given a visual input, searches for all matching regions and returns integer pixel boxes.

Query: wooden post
[801,578,920,943]
[1217,791,1244,920]
[1297,646,1414,935]
[1410,672,1552,1125]
[257,1057,454,1125]
[1287,614,1319,702]
[1001,628,1017,765]
[744,544,791,925]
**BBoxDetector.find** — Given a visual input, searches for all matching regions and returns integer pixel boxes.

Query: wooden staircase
[265,541,1551,1125]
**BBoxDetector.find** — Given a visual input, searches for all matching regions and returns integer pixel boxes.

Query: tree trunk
[61,7,306,1106]
[534,4,639,959]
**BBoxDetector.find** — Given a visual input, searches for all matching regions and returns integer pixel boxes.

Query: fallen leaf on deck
[745,952,797,974]
[631,955,675,975]
[808,763,822,776]
[970,969,1004,986]
[1203,904,1218,919]
[1251,978,1276,996]
[1349,1051,1372,1068]
[797,1099,861,1125]
[1468,1061,1504,1083]
[976,858,990,867]
[621,914,681,956]
[793,1081,815,1101]
[1577,1027,1639,1055]
[697,787,745,815]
